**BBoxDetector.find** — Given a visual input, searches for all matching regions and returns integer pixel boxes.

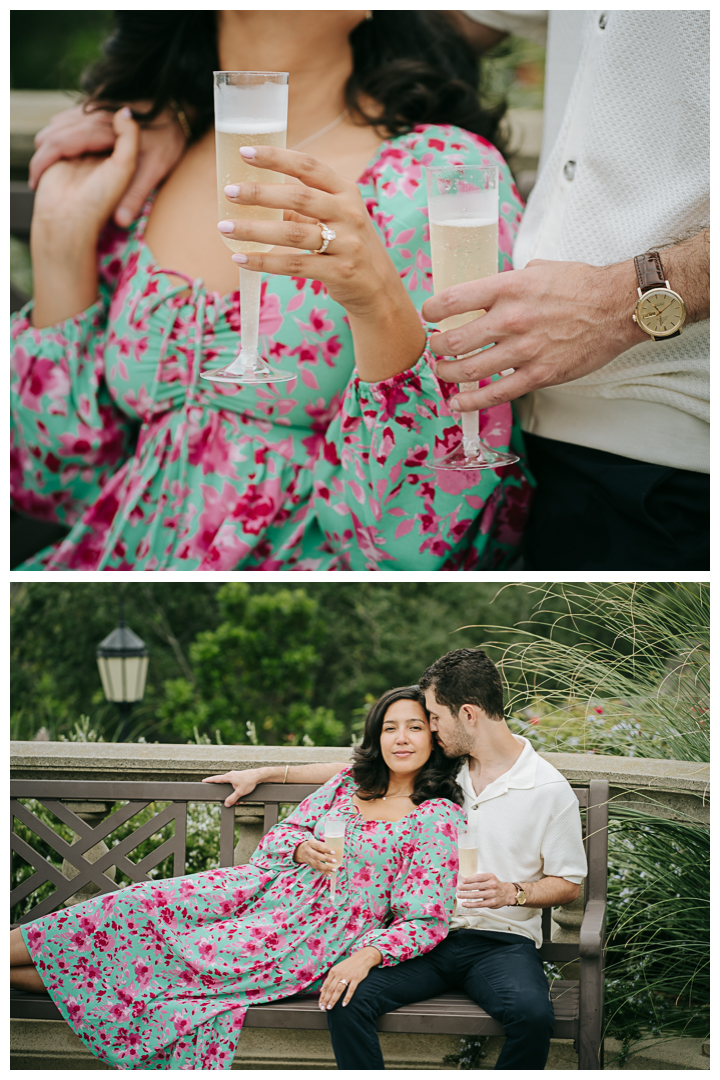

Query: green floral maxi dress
[11,124,533,571]
[21,770,466,1069]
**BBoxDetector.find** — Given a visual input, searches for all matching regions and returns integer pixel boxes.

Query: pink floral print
[11,125,533,570]
[22,769,465,1069]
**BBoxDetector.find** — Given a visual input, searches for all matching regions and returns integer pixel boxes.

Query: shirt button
[598,13,608,29]
[563,160,576,181]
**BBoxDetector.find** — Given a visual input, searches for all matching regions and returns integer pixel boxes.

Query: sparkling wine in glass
[426,164,519,470]
[324,815,346,907]
[457,830,479,912]
[201,71,293,385]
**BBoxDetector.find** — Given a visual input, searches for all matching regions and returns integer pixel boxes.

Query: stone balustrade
[10,740,710,828]
[10,742,709,1071]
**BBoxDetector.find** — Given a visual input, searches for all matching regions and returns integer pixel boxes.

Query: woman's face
[379,699,434,780]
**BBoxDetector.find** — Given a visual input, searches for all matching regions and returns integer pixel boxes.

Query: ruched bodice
[11,124,533,570]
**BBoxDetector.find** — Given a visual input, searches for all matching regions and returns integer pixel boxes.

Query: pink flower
[13,346,71,414]
[66,997,85,1023]
[24,926,45,951]
[197,937,217,962]
[133,959,154,985]
[172,1012,193,1035]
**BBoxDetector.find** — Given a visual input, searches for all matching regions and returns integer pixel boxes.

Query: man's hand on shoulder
[29,101,186,228]
[423,258,647,413]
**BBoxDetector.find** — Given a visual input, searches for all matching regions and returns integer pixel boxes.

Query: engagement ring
[339,978,348,985]
[312,222,336,254]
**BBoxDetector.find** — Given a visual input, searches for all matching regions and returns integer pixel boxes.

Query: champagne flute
[201,70,293,385]
[324,815,346,907]
[426,163,520,470]
[457,830,479,912]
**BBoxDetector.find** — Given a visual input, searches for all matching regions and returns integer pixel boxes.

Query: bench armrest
[579,899,607,958]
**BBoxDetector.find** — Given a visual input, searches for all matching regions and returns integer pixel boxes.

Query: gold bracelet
[283,765,289,784]
[169,98,192,141]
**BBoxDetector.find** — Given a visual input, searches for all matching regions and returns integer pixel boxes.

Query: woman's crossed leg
[10,927,48,993]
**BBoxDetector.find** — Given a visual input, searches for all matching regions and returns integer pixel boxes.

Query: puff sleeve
[353,799,466,966]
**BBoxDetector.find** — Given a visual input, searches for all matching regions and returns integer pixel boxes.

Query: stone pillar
[551,881,584,981]
[60,801,117,907]
[233,805,265,866]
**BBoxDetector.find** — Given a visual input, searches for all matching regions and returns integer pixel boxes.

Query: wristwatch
[511,883,527,906]
[632,252,686,340]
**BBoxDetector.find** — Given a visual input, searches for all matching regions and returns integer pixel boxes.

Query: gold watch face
[636,288,686,337]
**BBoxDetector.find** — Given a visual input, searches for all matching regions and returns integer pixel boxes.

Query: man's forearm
[515,875,580,908]
[254,762,348,785]
[658,228,709,324]
[425,227,710,413]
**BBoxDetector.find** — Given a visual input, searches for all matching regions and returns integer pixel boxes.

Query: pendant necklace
[290,109,349,151]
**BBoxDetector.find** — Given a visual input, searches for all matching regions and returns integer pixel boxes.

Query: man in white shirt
[432,10,709,571]
[206,648,587,1070]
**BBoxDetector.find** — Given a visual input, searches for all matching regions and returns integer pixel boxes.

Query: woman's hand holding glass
[294,837,339,873]
[217,144,427,383]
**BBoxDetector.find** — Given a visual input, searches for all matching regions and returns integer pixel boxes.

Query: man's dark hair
[351,686,463,807]
[418,649,505,721]
[80,12,505,148]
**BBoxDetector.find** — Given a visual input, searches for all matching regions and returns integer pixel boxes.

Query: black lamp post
[96,587,149,741]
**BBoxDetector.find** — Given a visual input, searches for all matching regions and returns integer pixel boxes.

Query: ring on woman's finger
[311,221,336,255]
[339,978,348,985]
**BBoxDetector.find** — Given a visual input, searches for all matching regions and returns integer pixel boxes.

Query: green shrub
[604,808,709,1061]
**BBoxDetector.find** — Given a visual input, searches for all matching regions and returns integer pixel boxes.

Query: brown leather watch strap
[634,252,667,293]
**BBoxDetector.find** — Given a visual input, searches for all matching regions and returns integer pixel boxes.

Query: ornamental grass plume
[475,582,708,762]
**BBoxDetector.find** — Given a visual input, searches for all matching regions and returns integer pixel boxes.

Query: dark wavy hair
[351,686,463,808]
[419,648,505,721]
[81,11,505,148]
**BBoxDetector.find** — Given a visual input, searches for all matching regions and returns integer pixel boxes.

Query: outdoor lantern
[96,590,149,736]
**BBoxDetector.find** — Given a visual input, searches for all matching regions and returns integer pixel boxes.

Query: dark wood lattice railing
[11,781,317,927]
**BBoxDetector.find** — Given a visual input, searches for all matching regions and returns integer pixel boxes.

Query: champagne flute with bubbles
[324,815,346,907]
[426,163,519,470]
[201,70,293,385]
[457,830,479,913]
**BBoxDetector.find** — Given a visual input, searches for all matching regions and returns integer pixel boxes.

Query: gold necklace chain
[290,109,349,151]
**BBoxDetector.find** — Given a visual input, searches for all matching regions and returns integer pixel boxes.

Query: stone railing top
[10,741,709,797]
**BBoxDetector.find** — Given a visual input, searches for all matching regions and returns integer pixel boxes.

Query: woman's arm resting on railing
[202,762,348,806]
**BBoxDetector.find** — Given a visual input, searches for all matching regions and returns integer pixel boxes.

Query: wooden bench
[11,778,608,1069]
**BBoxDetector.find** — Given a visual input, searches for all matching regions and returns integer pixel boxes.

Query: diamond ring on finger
[312,222,336,254]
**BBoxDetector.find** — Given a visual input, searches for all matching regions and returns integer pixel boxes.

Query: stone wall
[11,741,710,823]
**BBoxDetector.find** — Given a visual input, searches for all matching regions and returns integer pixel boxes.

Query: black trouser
[327,929,554,1070]
[522,433,709,570]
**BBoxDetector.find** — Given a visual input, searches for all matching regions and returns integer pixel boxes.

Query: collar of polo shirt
[458,735,538,806]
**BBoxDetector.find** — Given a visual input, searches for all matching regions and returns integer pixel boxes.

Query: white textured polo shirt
[465,10,709,472]
[449,736,587,948]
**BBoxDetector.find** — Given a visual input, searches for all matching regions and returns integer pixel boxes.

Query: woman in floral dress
[10,687,465,1069]
[12,11,532,570]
